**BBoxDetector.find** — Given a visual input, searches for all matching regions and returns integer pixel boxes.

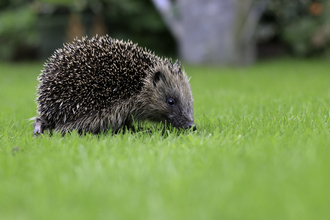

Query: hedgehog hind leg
[33,117,48,136]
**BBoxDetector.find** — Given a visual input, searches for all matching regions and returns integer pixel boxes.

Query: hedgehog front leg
[111,117,134,134]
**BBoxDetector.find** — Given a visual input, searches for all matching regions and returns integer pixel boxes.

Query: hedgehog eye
[167,98,175,106]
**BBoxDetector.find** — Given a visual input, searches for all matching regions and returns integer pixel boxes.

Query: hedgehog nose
[188,124,197,131]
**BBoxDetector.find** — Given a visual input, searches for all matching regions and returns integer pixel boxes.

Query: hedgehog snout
[173,117,196,131]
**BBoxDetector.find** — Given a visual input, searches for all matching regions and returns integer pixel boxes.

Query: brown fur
[33,35,195,135]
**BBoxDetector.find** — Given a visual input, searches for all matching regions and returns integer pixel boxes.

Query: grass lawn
[0,59,330,220]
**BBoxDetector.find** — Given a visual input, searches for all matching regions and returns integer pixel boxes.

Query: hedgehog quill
[33,35,195,135]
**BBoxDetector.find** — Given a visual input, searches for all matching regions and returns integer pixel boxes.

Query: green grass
[1,59,330,220]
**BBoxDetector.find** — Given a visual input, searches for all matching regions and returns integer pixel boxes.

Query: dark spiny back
[37,36,161,125]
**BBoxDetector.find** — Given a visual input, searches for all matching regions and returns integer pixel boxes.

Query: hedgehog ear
[153,71,163,86]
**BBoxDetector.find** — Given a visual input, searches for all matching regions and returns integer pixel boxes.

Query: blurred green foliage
[0,0,175,61]
[0,1,37,61]
[266,0,330,57]
[2,0,329,61]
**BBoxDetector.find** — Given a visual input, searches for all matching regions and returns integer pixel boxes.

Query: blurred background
[0,0,329,65]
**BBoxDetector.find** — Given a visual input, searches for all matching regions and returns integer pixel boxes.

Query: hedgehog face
[142,63,196,130]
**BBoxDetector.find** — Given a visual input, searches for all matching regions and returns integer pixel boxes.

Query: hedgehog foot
[33,117,45,136]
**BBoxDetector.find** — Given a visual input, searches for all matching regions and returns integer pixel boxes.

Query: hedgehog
[32,35,195,136]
